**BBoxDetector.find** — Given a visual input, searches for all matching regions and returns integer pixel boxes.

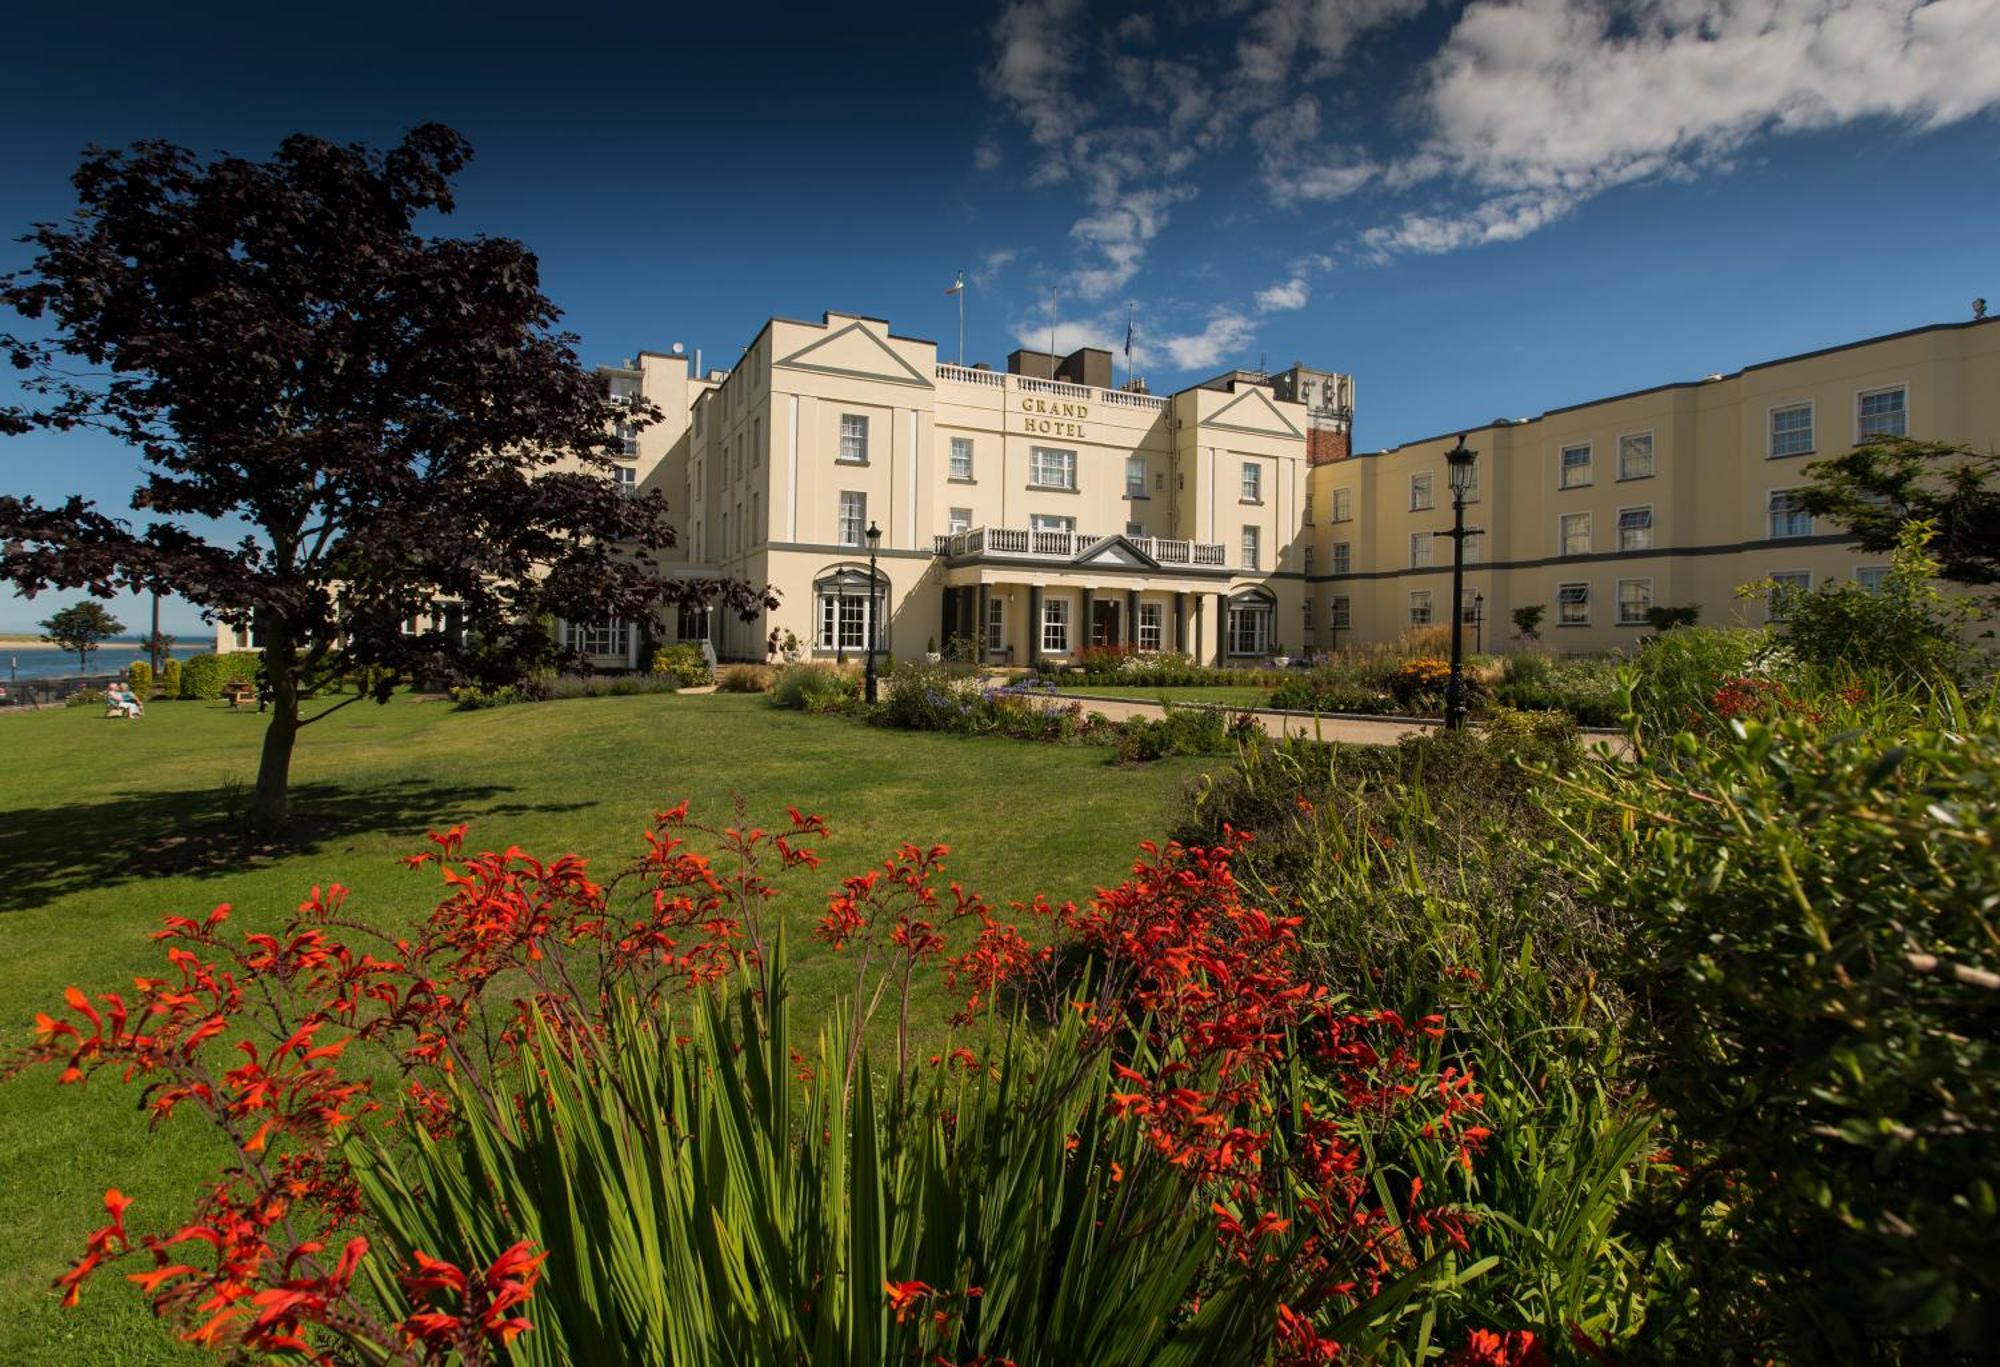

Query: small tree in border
[38,600,123,675]
[1,125,773,831]
[1511,604,1545,643]
[1795,436,1999,587]
[1644,604,1700,633]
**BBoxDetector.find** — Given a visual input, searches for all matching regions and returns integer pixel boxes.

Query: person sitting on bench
[104,681,143,719]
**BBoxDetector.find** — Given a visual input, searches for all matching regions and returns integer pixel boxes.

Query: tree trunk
[248,636,299,833]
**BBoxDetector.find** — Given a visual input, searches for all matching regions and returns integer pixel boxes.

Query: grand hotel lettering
[1018,395,1088,438]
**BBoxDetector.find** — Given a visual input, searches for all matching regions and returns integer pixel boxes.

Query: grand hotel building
[216,311,2000,665]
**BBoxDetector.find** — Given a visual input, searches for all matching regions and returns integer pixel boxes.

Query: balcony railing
[933,525,1229,568]
[935,363,1168,412]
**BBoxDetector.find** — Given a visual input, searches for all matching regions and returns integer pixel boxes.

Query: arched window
[1226,588,1275,657]
[814,565,888,660]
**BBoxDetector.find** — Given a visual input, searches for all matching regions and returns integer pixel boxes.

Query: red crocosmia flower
[1446,1328,1550,1367]
[884,1279,934,1323]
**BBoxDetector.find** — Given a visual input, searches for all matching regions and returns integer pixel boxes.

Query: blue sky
[5,0,1998,632]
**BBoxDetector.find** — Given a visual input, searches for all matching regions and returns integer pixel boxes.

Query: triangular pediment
[776,321,933,388]
[1203,386,1303,438]
[1072,535,1160,569]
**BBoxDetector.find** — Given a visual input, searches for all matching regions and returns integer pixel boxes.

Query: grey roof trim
[1071,534,1162,569]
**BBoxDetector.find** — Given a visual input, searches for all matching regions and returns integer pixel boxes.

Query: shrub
[30,806,1507,1365]
[1267,668,1395,714]
[1642,603,1700,632]
[1626,625,1765,739]
[126,661,152,697]
[879,660,984,732]
[177,650,261,699]
[65,689,106,708]
[768,662,859,712]
[1543,688,2000,1358]
[651,642,715,688]
[159,657,182,698]
[716,664,773,693]
[1493,653,1622,726]
[1744,519,1987,688]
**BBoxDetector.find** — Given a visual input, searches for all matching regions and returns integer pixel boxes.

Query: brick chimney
[1306,426,1351,465]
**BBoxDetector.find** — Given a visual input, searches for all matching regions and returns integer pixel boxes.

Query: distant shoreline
[0,636,207,649]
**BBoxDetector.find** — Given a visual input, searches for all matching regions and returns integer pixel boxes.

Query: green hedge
[179,651,262,700]
[127,661,153,697]
[159,657,182,698]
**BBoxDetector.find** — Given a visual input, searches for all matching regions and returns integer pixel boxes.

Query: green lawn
[0,693,1211,1364]
[1055,683,1274,707]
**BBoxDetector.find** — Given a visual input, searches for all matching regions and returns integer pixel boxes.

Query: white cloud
[1366,0,2000,255]
[985,0,1091,162]
[1010,312,1157,368]
[1162,311,1257,370]
[972,248,1018,288]
[1255,277,1311,311]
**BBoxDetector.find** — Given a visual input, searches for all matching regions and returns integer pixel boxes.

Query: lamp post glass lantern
[864,520,883,704]
[1438,435,1479,730]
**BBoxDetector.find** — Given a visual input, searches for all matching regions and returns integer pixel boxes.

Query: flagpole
[958,272,965,367]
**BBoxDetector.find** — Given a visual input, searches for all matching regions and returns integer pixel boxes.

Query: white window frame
[1409,471,1434,511]
[1331,487,1353,522]
[1125,520,1145,538]
[1463,530,1483,564]
[1768,488,1813,540]
[575,619,629,658]
[816,591,878,652]
[985,596,1005,653]
[1041,595,1071,653]
[613,464,637,491]
[838,491,867,547]
[949,436,974,480]
[1331,541,1351,575]
[948,507,972,534]
[1855,384,1908,441]
[1556,582,1590,627]
[1560,442,1593,489]
[1029,446,1077,490]
[1241,461,1263,503]
[1616,577,1653,626]
[1409,531,1433,569]
[1559,511,1592,557]
[1303,547,1315,577]
[1241,525,1261,571]
[1227,600,1273,656]
[1030,512,1076,535]
[1854,564,1890,591]
[1768,570,1812,621]
[1137,601,1163,651]
[1329,595,1352,630]
[1407,590,1433,626]
[1617,505,1653,553]
[1618,430,1655,481]
[838,413,870,463]
[1769,401,1814,458]
[1303,489,1315,524]
[1126,456,1147,498]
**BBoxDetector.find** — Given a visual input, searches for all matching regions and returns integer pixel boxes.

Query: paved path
[1056,690,1632,754]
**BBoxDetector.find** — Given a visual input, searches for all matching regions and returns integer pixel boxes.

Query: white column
[907,409,920,549]
[786,393,800,542]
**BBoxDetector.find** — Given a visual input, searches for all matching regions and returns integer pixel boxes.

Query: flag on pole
[945,271,965,295]
[1124,307,1134,363]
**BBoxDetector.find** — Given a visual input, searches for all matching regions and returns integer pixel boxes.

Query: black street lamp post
[1473,591,1485,654]
[864,520,883,704]
[1434,435,1479,730]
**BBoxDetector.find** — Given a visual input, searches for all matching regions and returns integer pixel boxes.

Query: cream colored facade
[576,310,1344,669]
[214,313,1997,663]
[1306,316,2000,653]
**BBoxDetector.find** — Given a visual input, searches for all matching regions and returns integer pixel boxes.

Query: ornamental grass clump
[26,801,1529,1365]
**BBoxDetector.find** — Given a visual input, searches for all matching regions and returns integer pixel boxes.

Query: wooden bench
[223,681,257,710]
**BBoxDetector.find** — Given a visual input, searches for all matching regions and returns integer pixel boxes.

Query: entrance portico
[934,527,1237,668]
